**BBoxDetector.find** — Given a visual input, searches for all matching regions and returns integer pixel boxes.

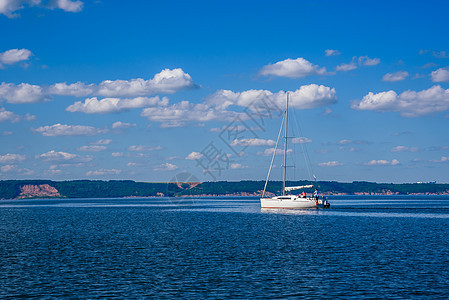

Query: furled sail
[284,185,313,192]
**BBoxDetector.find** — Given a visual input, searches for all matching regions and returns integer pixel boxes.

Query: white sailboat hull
[260,196,322,209]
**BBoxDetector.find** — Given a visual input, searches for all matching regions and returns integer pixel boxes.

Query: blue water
[1,196,449,298]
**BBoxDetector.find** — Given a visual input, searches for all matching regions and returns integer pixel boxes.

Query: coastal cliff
[18,184,61,199]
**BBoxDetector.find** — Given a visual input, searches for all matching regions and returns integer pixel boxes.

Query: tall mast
[282,93,289,195]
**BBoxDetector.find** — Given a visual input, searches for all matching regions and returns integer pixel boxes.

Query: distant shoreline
[1,179,448,200]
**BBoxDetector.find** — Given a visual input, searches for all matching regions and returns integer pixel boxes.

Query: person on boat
[301,191,306,198]
[314,189,319,200]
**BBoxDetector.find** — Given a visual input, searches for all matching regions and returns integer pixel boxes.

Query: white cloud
[0,0,84,18]
[292,137,312,144]
[337,139,367,145]
[318,161,343,167]
[49,82,95,97]
[154,162,178,171]
[259,148,292,156]
[352,85,449,117]
[363,159,400,166]
[96,68,196,97]
[128,145,162,151]
[358,56,380,66]
[0,68,195,104]
[66,96,168,114]
[230,163,247,169]
[382,71,409,82]
[56,0,83,12]
[391,146,418,152]
[111,121,136,129]
[0,153,26,164]
[141,100,239,127]
[207,85,337,111]
[36,150,92,162]
[0,164,33,175]
[86,168,121,176]
[336,56,380,72]
[186,151,203,160]
[430,156,449,163]
[325,49,340,57]
[141,85,336,127]
[0,107,35,123]
[259,58,327,78]
[431,67,449,82]
[336,61,357,71]
[91,139,111,145]
[34,123,108,136]
[0,49,32,66]
[432,51,449,58]
[78,145,107,152]
[112,152,124,157]
[0,82,49,104]
[230,138,276,147]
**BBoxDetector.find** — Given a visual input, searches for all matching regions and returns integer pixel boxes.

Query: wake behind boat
[260,93,330,209]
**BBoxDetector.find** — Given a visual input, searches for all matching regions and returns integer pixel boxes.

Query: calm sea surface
[1,195,449,299]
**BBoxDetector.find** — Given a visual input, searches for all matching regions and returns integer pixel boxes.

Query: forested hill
[1,180,448,200]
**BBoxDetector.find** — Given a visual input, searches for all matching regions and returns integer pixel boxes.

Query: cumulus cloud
[358,56,380,66]
[128,145,162,151]
[154,163,178,171]
[318,161,343,167]
[55,0,83,12]
[207,85,337,111]
[78,145,107,152]
[430,156,449,163]
[382,71,409,82]
[0,49,32,67]
[259,58,327,78]
[391,146,419,152]
[66,96,168,114]
[86,168,121,176]
[111,121,136,129]
[111,152,124,157]
[96,68,196,97]
[0,153,26,164]
[363,159,400,166]
[49,82,95,97]
[0,82,49,103]
[325,49,340,57]
[33,123,108,136]
[352,85,449,117]
[259,148,292,156]
[141,100,239,127]
[0,68,196,104]
[0,107,35,123]
[0,164,33,175]
[186,151,203,160]
[0,0,84,17]
[142,85,336,127]
[431,67,449,82]
[91,139,111,145]
[292,137,312,144]
[36,150,92,162]
[230,163,247,169]
[336,62,357,72]
[336,56,380,72]
[230,138,276,147]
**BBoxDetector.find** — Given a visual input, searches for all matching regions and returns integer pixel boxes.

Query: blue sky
[1,0,449,183]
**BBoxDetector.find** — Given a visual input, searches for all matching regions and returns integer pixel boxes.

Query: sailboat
[260,93,330,209]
